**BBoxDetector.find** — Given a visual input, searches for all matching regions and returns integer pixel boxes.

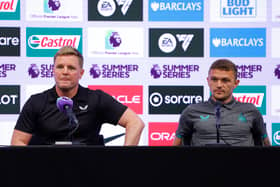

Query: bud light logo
[89,64,139,79]
[105,31,121,50]
[210,28,266,57]
[26,27,82,57]
[0,64,16,78]
[149,28,204,57]
[149,0,203,21]
[150,64,199,79]
[28,64,54,78]
[236,64,262,79]
[44,0,61,13]
[221,0,256,17]
[233,85,266,115]
[274,65,280,79]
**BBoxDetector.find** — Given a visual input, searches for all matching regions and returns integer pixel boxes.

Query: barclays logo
[149,0,203,21]
[210,28,266,57]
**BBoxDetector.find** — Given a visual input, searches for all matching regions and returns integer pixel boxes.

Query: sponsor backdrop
[0,0,279,146]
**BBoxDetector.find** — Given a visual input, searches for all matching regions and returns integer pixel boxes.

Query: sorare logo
[149,0,203,21]
[210,28,266,57]
[0,27,20,56]
[149,86,203,114]
[88,0,142,21]
[149,122,178,146]
[149,28,204,57]
[233,85,266,115]
[26,27,82,57]
[0,85,20,114]
[88,85,143,114]
[0,0,20,20]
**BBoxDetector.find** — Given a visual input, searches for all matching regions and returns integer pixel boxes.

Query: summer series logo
[88,0,142,21]
[149,28,204,57]
[149,0,204,21]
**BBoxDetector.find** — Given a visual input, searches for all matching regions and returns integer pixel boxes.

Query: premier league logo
[274,64,280,79]
[110,32,122,47]
[151,64,162,79]
[90,64,101,78]
[48,0,61,11]
[28,64,40,78]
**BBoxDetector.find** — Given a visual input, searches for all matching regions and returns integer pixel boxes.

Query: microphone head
[56,96,73,113]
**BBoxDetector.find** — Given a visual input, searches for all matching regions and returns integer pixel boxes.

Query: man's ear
[234,79,240,89]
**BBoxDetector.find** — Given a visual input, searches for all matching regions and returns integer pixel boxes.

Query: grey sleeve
[252,107,268,144]
[176,107,193,141]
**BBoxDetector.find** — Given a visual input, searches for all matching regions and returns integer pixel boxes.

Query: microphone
[56,96,79,136]
[215,101,223,144]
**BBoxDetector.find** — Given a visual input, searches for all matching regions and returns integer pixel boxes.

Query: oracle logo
[150,132,175,141]
[88,85,143,114]
[148,122,178,146]
[112,95,141,104]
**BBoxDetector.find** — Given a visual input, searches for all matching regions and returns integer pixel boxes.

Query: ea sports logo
[158,33,177,53]
[28,35,40,49]
[273,131,280,145]
[97,0,116,17]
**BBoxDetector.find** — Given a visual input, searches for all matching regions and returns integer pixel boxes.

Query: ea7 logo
[158,33,194,53]
[98,0,133,16]
[0,0,18,12]
[28,35,80,49]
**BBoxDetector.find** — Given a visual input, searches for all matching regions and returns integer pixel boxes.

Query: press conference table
[0,146,278,187]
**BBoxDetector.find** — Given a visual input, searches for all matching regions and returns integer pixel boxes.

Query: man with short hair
[173,59,270,146]
[11,46,145,146]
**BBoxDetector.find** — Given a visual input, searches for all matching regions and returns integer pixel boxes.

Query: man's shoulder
[234,101,257,110]
[183,101,211,113]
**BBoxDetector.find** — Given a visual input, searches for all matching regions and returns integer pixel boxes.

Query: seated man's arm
[118,108,145,146]
[173,137,183,146]
[263,137,271,146]
[11,129,32,146]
